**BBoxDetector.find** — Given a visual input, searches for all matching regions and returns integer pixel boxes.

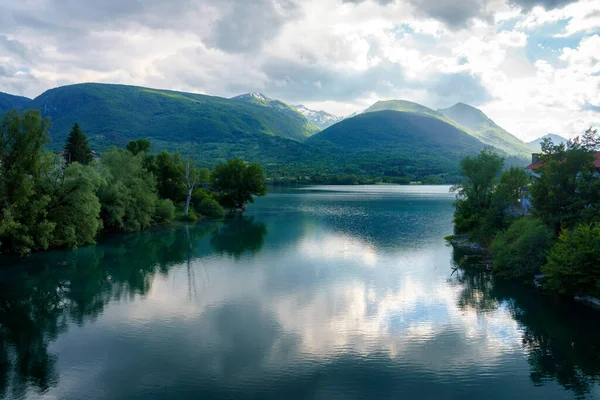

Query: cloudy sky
[1,0,599,141]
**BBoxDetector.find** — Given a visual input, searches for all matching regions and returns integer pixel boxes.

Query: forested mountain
[26,83,320,149]
[362,99,530,158]
[527,134,569,151]
[307,110,485,181]
[438,103,531,157]
[0,92,31,112]
[0,83,524,182]
[231,92,320,137]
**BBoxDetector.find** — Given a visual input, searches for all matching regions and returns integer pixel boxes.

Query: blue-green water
[1,185,600,399]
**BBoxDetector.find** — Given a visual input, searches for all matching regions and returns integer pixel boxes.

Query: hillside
[438,103,531,157]
[362,100,529,159]
[231,93,320,137]
[294,105,342,129]
[307,110,485,180]
[28,83,319,150]
[0,92,31,112]
[527,133,569,151]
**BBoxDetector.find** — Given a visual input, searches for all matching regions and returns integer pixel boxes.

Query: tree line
[0,109,267,256]
[452,127,600,297]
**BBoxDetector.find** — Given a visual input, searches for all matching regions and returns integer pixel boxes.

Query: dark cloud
[410,0,490,29]
[426,72,493,108]
[343,0,489,29]
[0,35,35,62]
[260,58,408,102]
[205,0,299,53]
[508,0,579,11]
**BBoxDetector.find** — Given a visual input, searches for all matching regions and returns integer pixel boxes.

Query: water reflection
[451,249,600,398]
[210,217,268,259]
[0,187,599,399]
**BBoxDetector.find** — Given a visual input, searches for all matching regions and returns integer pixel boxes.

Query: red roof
[526,151,600,171]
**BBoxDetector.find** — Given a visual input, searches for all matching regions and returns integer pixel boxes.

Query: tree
[0,110,55,255]
[451,148,504,239]
[97,148,159,232]
[126,138,151,155]
[212,159,267,213]
[491,217,553,281]
[41,155,104,248]
[152,151,187,203]
[64,123,93,165]
[530,135,600,234]
[543,223,600,297]
[178,160,209,218]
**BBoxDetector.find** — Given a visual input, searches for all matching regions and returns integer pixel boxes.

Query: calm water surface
[1,185,600,399]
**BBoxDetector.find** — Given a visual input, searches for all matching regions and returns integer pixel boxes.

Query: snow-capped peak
[294,105,343,129]
[233,92,269,101]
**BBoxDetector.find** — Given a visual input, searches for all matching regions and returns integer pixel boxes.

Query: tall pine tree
[64,123,94,164]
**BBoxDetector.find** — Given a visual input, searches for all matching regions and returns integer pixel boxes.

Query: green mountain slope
[364,100,441,119]
[232,93,320,137]
[0,92,32,112]
[28,83,319,149]
[438,103,531,157]
[307,110,485,180]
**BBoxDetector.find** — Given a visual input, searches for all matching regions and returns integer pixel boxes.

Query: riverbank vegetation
[0,110,267,255]
[451,128,600,297]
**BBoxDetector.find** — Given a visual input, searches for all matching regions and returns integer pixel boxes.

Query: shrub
[491,217,554,281]
[154,199,176,224]
[197,198,226,219]
[542,223,600,297]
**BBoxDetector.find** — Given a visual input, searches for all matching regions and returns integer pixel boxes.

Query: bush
[491,217,554,281]
[183,209,198,222]
[542,223,600,297]
[197,198,226,219]
[154,199,176,224]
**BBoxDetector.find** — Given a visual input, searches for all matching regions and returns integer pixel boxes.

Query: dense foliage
[212,159,268,213]
[0,110,266,255]
[543,223,600,297]
[491,217,553,280]
[453,127,600,296]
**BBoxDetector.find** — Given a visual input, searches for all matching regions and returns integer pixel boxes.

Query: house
[525,151,600,177]
[521,151,600,212]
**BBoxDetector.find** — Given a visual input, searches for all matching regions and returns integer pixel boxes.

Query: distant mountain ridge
[232,92,320,137]
[527,134,569,151]
[294,105,343,129]
[0,92,32,112]
[0,83,530,181]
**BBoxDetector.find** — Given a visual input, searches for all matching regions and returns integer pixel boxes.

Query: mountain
[25,83,323,152]
[438,103,531,157]
[0,92,31,112]
[307,110,485,180]
[294,105,343,129]
[364,100,441,119]
[527,134,569,151]
[231,93,320,137]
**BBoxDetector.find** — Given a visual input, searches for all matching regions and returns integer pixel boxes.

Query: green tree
[212,159,267,213]
[63,123,93,165]
[491,217,553,281]
[152,151,187,203]
[126,138,151,155]
[530,136,600,234]
[179,160,209,218]
[97,148,159,232]
[0,110,55,255]
[451,148,504,240]
[543,223,600,296]
[41,155,104,248]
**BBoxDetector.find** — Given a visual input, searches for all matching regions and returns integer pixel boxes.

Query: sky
[0,0,599,141]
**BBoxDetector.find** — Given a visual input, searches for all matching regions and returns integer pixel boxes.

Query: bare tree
[179,159,201,217]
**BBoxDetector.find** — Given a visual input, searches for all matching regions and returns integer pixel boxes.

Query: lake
[1,185,600,399]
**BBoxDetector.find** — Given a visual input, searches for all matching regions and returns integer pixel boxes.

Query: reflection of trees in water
[0,222,221,398]
[450,248,600,398]
[210,217,267,259]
